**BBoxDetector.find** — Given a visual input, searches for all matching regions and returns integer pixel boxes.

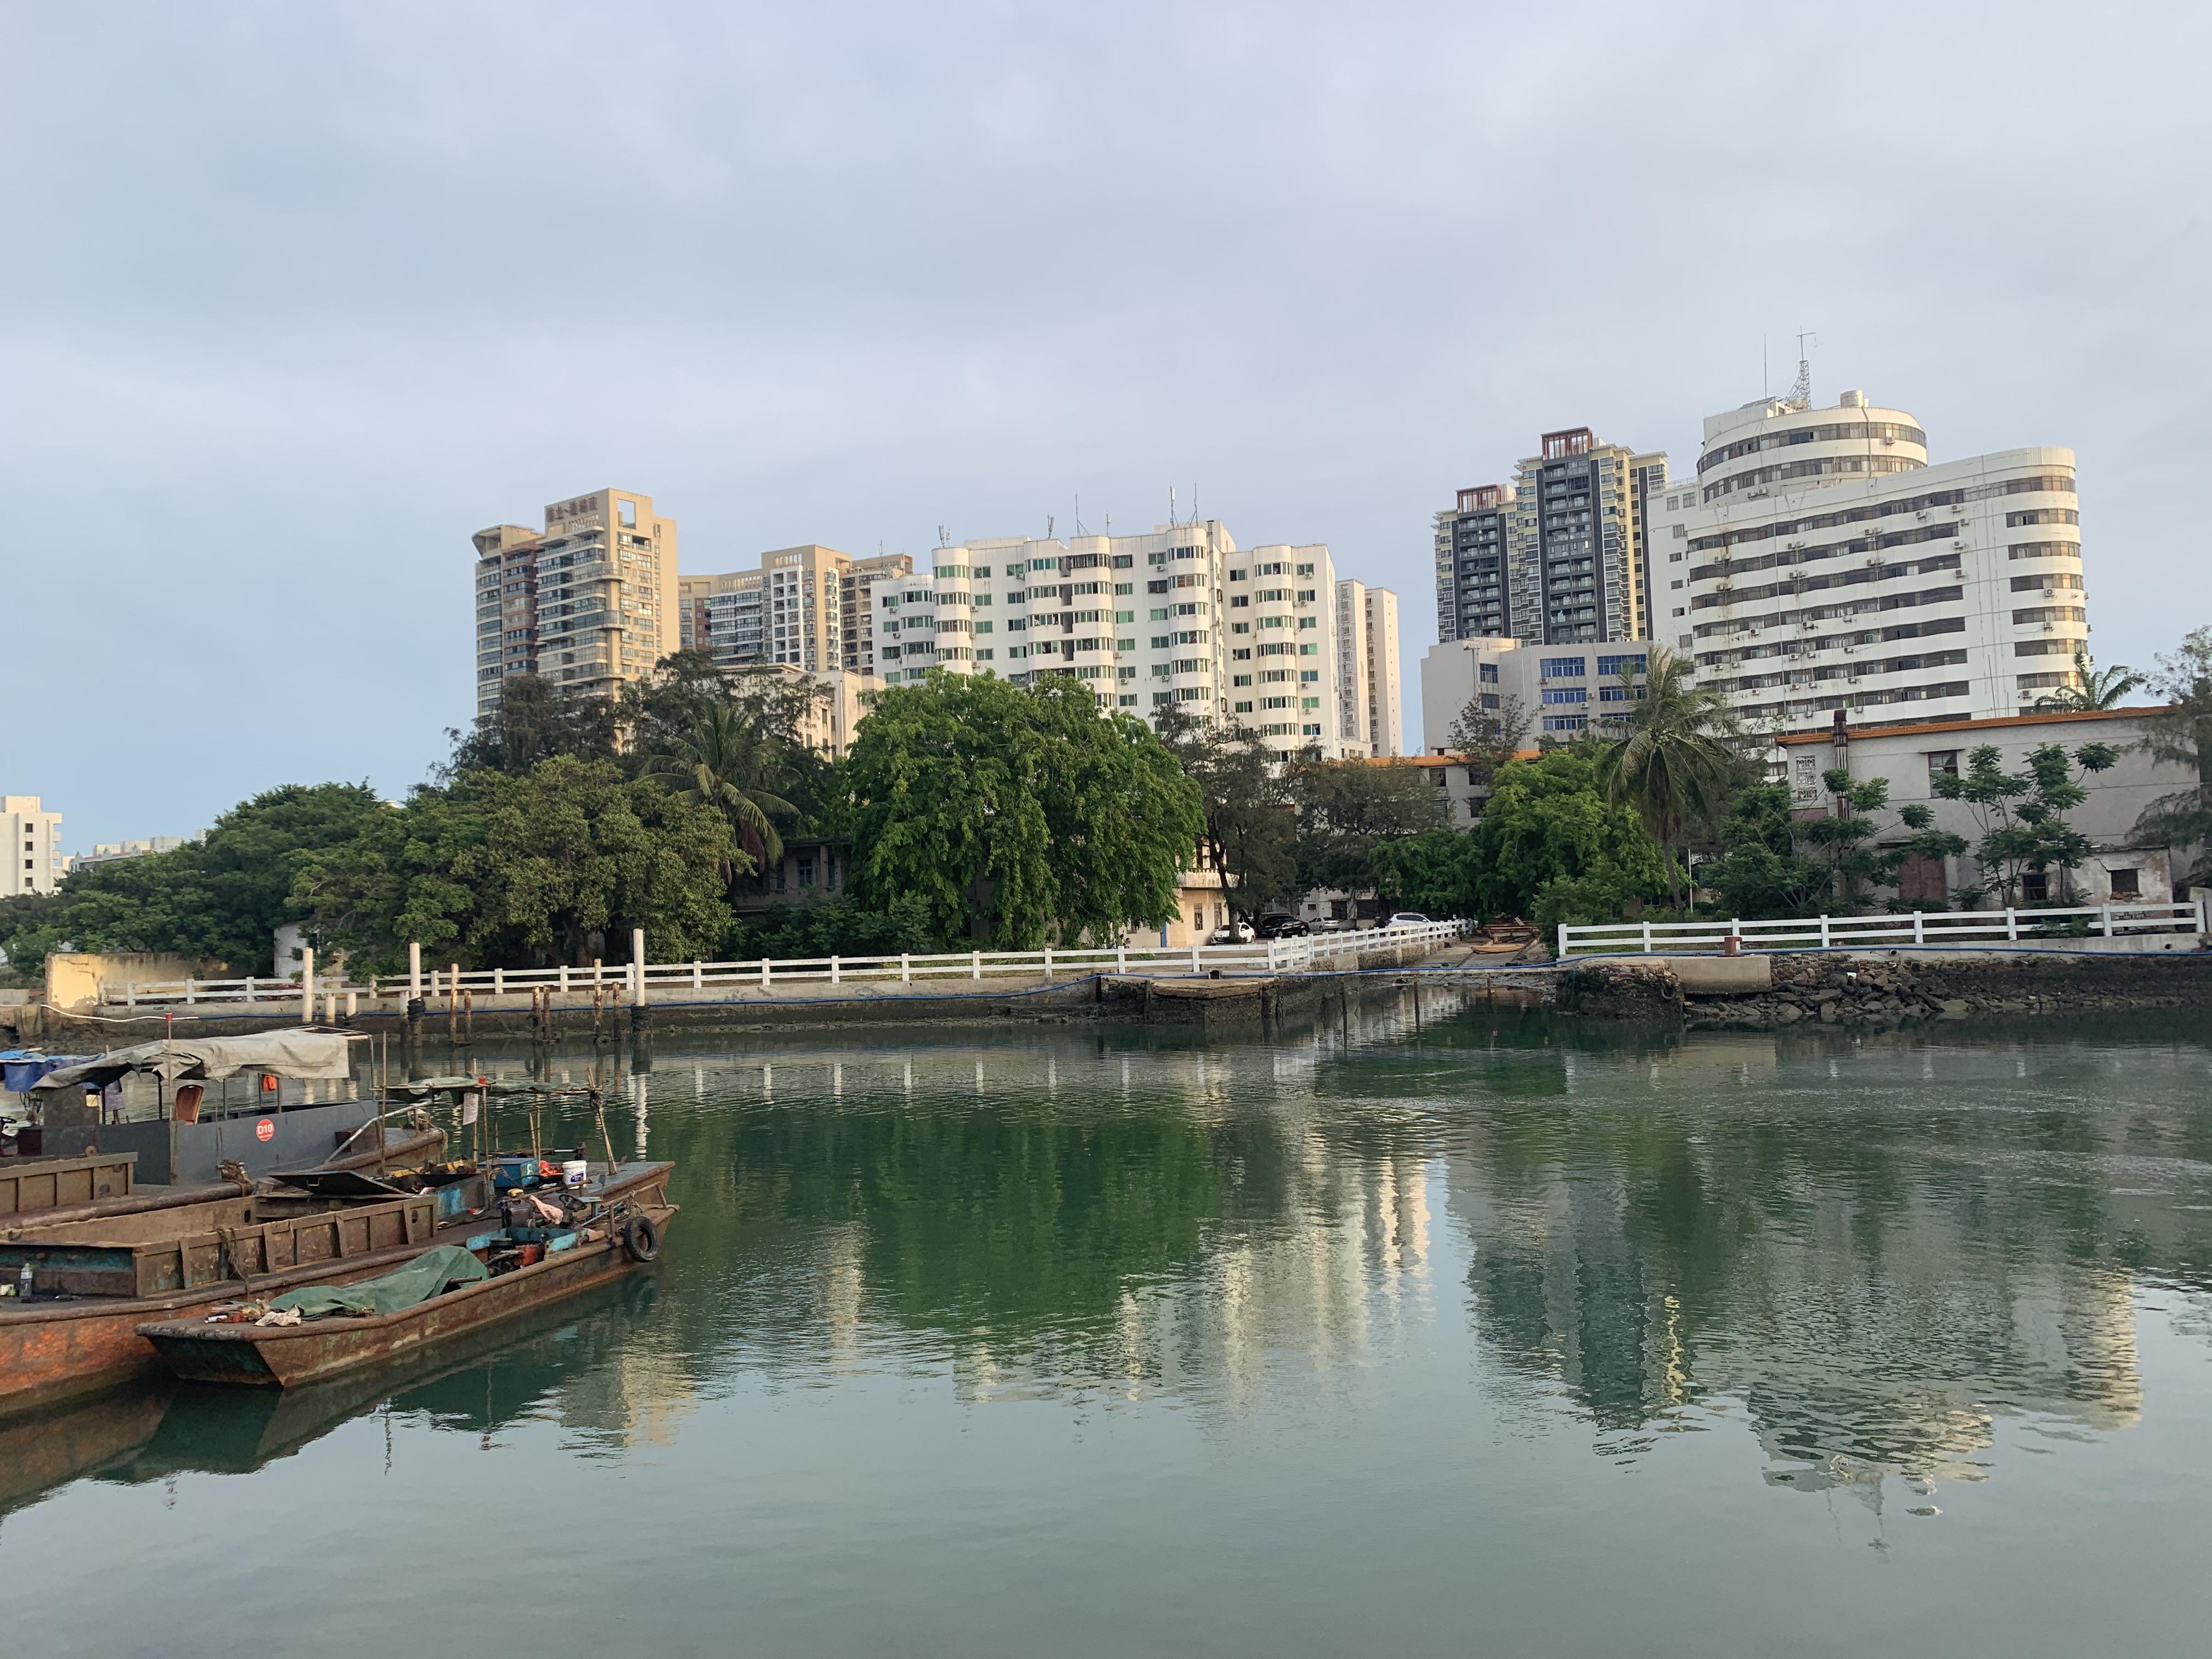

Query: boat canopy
[31,1032,356,1094]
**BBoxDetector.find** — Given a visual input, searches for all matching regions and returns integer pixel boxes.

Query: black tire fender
[622,1214,662,1262]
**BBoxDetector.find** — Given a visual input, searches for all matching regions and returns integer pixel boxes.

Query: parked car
[1207,919,1257,945]
[1255,914,1310,939]
[1381,912,1434,930]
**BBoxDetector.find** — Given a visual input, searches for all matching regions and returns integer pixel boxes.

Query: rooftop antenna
[1074,493,1085,536]
[1169,484,1178,526]
[1762,335,1768,400]
[1787,329,1817,412]
[1046,515,1054,539]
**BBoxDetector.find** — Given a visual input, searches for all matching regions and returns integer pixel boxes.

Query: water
[7,992,2212,1656]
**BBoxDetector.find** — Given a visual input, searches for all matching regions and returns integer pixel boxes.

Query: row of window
[1703,453,1919,501]
[1692,551,1962,611]
[1695,420,1927,476]
[1687,521,1960,583]
[2008,541,2081,561]
[1692,582,1963,641]
[2009,572,2084,592]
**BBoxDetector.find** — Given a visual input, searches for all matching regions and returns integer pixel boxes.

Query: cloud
[3,0,2207,842]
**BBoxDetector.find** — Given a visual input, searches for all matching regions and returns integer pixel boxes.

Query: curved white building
[1647,391,2088,732]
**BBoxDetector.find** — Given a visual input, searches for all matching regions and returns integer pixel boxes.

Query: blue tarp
[2,1054,90,1094]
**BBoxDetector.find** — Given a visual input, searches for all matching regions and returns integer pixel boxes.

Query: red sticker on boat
[255,1119,275,1142]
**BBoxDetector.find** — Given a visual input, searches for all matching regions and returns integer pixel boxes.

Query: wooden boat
[139,1161,674,1390]
[0,1173,495,1418]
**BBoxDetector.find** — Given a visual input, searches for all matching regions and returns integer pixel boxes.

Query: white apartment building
[75,836,194,869]
[875,522,1382,760]
[1647,391,2089,733]
[680,545,913,679]
[1420,637,1659,753]
[471,489,679,715]
[1333,581,1404,755]
[2,797,64,897]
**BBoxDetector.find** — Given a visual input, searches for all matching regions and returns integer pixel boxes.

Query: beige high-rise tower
[472,489,678,715]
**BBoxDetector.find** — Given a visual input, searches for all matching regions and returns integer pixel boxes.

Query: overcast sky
[5,1,2207,850]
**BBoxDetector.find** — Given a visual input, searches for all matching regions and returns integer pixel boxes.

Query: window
[1479,664,1498,684]
[1479,692,1499,710]
[1926,751,1960,782]
[1541,687,1588,704]
[1540,656,1587,678]
[2108,868,2141,896]
[1596,653,1646,676]
[1541,715,1588,732]
[2021,871,2050,904]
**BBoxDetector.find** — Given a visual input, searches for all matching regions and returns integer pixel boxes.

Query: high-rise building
[680,546,913,678]
[472,489,678,715]
[1651,390,2089,732]
[2,797,64,897]
[1334,581,1403,755]
[875,522,1382,760]
[1419,636,1658,752]
[1435,431,1667,648]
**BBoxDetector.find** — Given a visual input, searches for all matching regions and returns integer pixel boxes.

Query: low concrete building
[1778,707,2199,906]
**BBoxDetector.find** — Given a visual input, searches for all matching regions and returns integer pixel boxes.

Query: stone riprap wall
[1559,950,2212,1028]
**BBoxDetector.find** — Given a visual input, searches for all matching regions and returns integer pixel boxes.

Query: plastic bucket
[561,1160,589,1189]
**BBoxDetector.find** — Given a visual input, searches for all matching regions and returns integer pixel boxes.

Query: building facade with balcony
[1647,391,2089,733]
[2,797,64,897]
[1419,635,1659,753]
[472,488,679,715]
[1434,430,1669,648]
[874,522,1386,761]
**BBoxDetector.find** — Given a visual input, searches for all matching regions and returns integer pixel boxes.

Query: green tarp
[268,1244,488,1318]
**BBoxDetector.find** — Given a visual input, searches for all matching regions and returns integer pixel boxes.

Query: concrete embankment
[1556,947,2212,1028]
[8,938,1470,1046]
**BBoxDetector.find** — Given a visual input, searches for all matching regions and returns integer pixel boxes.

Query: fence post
[185,979,196,1006]
[1641,920,1652,954]
[559,963,570,993]
[494,966,505,997]
[1043,945,1053,980]
[301,946,315,1025]
[972,950,981,981]
[2005,906,2019,942]
[244,975,256,1004]
[831,955,841,986]
[631,929,646,1004]
[1189,941,1200,973]
[409,943,421,1006]
[2101,904,2114,939]
[693,960,703,989]
[125,982,136,1010]
[1556,923,1568,959]
[761,957,772,990]
[900,953,911,985]
[1818,915,1830,949]
[1913,910,1925,946]
[1116,945,1127,975]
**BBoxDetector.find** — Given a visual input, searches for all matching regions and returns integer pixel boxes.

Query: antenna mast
[1787,329,1817,412]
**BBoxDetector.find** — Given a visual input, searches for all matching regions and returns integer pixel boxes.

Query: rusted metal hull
[139,1202,675,1390]
[0,1151,138,1217]
[0,1188,481,1420]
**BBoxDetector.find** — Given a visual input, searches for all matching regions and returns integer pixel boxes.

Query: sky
[5,1,2208,851]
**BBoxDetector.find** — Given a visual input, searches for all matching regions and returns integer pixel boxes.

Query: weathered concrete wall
[43,952,209,1013]
[1560,949,2212,1028]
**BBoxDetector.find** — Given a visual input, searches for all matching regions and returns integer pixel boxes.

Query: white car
[1382,912,1433,930]
[1208,920,1257,944]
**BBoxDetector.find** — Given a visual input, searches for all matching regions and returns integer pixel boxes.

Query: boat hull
[140,1203,675,1389]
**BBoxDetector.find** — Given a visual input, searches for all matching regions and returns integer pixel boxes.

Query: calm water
[8,993,2212,1656]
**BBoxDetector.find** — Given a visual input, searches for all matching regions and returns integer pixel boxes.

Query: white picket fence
[100,919,1472,1008]
[1557,900,2209,960]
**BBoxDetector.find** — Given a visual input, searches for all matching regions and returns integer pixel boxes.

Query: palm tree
[2035,649,2143,712]
[1596,647,1740,915]
[643,704,800,876]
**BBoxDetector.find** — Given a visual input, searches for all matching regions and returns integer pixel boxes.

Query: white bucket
[561,1160,590,1189]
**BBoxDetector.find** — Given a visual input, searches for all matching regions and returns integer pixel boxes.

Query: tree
[839,674,1204,949]
[642,703,801,876]
[442,673,619,778]
[1288,754,1449,909]
[2034,648,2144,713]
[25,783,385,973]
[2131,625,2212,885]
[292,758,737,972]
[1153,708,1299,920]
[1800,769,1896,909]
[1698,782,1828,920]
[1462,746,1670,923]
[1933,741,2118,905]
[1594,648,1741,915]
[1446,691,1533,788]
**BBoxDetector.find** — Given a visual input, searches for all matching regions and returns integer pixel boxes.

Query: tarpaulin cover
[3,1054,90,1093]
[267,1244,489,1318]
[30,1032,355,1094]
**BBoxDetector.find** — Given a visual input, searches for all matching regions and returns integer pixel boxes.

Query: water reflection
[4,994,2210,1531]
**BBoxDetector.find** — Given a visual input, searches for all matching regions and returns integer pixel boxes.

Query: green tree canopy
[2132,625,2212,883]
[1594,647,1741,915]
[11,782,386,974]
[1289,754,1448,902]
[1463,745,1670,923]
[1153,709,1299,919]
[839,674,1204,949]
[292,757,736,973]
